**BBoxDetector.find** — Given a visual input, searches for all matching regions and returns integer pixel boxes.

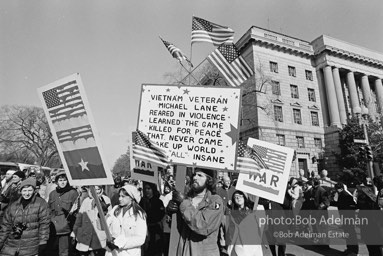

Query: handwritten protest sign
[137,84,241,171]
[236,138,294,203]
[37,73,114,186]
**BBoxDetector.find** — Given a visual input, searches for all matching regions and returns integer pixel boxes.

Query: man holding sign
[167,168,223,256]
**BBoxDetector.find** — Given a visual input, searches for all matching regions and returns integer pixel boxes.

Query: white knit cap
[120,184,141,203]
[6,170,16,175]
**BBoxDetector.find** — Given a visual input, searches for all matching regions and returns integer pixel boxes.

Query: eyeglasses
[234,194,244,199]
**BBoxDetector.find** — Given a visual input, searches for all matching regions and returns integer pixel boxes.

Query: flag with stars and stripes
[38,73,114,186]
[236,141,268,174]
[132,130,169,167]
[191,16,234,46]
[207,43,254,87]
[160,37,193,67]
[251,144,287,174]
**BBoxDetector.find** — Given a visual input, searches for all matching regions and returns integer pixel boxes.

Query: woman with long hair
[105,184,147,256]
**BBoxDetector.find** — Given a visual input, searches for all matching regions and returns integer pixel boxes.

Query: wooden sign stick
[168,165,187,256]
[89,185,118,256]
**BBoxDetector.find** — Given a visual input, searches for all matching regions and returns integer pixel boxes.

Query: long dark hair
[187,173,217,197]
[114,188,146,220]
[143,182,160,198]
[231,190,254,210]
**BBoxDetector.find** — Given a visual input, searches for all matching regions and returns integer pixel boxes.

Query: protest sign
[137,84,241,171]
[236,138,294,204]
[37,73,114,186]
[131,159,160,185]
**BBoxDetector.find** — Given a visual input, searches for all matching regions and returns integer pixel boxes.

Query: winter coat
[0,194,50,256]
[176,191,224,256]
[312,185,330,210]
[73,195,111,252]
[105,205,147,256]
[48,186,78,235]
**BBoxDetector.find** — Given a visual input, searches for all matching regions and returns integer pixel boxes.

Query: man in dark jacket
[0,177,50,256]
[167,168,224,256]
[312,178,330,248]
[46,170,78,256]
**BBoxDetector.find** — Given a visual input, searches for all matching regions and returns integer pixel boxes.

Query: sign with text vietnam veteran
[137,84,241,171]
[37,73,114,186]
[236,138,294,204]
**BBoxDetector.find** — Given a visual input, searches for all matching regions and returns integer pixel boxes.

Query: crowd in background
[0,166,381,256]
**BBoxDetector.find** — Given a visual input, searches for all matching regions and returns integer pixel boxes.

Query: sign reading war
[37,73,114,186]
[137,84,241,171]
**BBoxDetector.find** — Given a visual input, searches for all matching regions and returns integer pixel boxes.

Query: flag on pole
[207,43,254,87]
[132,130,169,167]
[252,144,287,173]
[236,141,268,174]
[191,16,234,46]
[160,37,193,67]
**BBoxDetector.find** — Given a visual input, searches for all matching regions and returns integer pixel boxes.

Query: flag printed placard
[208,43,254,87]
[236,138,294,203]
[37,73,114,186]
[191,16,234,46]
[160,37,193,67]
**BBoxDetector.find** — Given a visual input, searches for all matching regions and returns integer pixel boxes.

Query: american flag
[236,141,268,174]
[160,37,193,67]
[55,125,94,144]
[132,130,169,167]
[207,43,254,87]
[191,16,234,46]
[252,144,287,173]
[42,80,86,123]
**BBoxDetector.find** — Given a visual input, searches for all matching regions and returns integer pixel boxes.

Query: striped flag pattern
[160,37,193,67]
[42,80,86,123]
[252,144,287,173]
[191,16,234,46]
[236,141,268,174]
[132,130,169,167]
[207,43,254,87]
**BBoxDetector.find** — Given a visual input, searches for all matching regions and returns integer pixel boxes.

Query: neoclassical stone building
[236,26,383,178]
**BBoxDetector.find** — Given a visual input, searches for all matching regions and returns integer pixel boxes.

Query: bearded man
[167,168,224,256]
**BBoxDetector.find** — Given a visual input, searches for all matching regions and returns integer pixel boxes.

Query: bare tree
[0,105,59,166]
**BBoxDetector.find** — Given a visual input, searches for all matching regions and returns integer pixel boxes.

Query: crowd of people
[0,166,381,256]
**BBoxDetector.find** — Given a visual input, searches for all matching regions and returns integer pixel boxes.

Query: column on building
[332,67,347,125]
[360,75,373,115]
[316,68,330,127]
[323,66,341,127]
[374,78,383,113]
[346,71,361,116]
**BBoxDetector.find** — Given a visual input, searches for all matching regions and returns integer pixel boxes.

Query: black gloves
[166,200,179,214]
[38,244,47,255]
[106,240,119,251]
[172,190,185,205]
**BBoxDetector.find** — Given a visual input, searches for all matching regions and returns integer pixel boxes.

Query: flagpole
[178,61,201,85]
[189,15,194,86]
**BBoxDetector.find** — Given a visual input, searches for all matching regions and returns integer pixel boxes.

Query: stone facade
[236,26,383,179]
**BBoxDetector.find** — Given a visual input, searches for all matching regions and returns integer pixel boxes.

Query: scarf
[56,184,73,194]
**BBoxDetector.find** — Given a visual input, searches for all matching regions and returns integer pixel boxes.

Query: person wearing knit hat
[12,171,26,181]
[0,175,50,256]
[104,184,147,256]
[166,167,224,255]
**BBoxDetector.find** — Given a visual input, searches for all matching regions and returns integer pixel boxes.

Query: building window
[314,138,322,149]
[293,109,302,124]
[271,81,280,95]
[277,134,285,146]
[288,66,296,77]
[290,85,299,99]
[311,111,319,126]
[308,88,316,102]
[305,70,313,81]
[270,61,278,73]
[274,105,283,122]
[296,136,305,148]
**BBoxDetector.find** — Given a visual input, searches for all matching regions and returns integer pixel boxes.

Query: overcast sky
[1,0,382,166]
